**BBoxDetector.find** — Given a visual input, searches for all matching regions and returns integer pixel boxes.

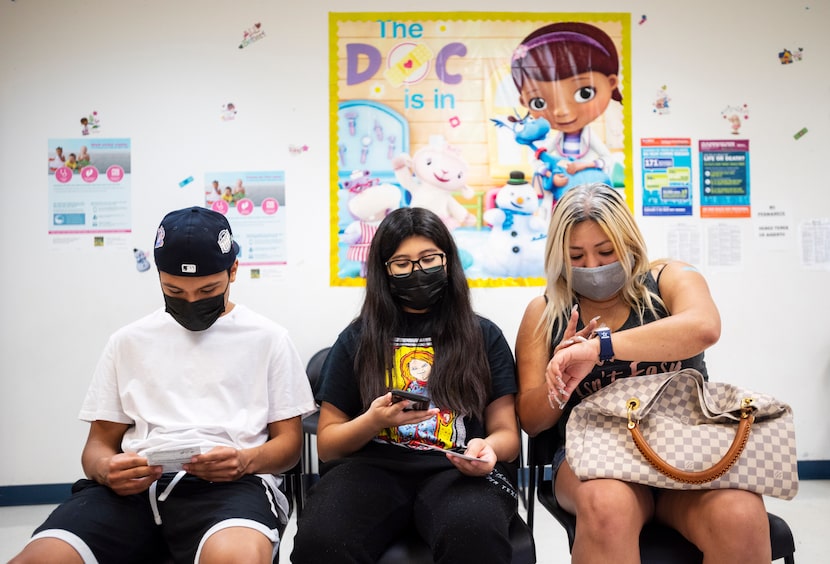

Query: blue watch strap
[597,327,614,361]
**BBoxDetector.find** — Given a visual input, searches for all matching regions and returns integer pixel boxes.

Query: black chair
[526,426,796,563]
[299,346,330,511]
[281,458,303,518]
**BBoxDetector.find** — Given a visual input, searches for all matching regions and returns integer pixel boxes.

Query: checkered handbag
[565,368,799,499]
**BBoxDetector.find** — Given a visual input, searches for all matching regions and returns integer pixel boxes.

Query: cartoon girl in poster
[510,22,622,199]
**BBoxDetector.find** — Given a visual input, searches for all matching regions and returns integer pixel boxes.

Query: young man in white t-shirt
[11,206,316,564]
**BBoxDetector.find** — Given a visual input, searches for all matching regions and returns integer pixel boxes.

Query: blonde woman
[515,183,770,563]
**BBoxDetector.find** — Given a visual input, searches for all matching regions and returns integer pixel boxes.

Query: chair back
[525,426,561,530]
[306,347,331,393]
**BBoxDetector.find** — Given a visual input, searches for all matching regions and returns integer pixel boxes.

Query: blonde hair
[539,183,664,345]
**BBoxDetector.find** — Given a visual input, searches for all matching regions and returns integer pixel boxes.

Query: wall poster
[329,12,633,286]
[204,170,288,268]
[47,138,132,250]
[699,139,751,219]
[641,138,692,217]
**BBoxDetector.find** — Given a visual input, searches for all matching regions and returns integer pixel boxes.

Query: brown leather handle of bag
[627,399,755,485]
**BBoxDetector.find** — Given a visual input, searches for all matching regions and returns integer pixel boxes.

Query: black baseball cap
[153,206,240,276]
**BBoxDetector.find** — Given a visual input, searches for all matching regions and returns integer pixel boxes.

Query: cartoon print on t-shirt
[380,339,465,450]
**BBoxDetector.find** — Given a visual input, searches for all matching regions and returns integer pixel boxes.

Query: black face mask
[388,267,448,311]
[163,285,228,331]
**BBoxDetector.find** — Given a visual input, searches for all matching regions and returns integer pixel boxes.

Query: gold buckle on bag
[627,398,640,429]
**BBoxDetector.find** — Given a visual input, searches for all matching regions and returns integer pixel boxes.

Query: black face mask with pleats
[388,267,448,311]
[163,285,227,331]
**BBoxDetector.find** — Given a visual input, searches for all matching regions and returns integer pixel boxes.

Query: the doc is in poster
[329,12,632,287]
[204,170,287,267]
[47,138,131,250]
[641,138,692,217]
[699,139,751,218]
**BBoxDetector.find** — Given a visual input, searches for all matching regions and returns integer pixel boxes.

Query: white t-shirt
[79,304,316,514]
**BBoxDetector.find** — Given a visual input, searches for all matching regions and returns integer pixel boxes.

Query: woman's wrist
[590,336,602,361]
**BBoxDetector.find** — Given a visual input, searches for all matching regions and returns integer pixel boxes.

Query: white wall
[1,0,828,486]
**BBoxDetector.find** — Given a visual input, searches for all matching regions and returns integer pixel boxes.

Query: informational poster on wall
[204,170,287,269]
[699,139,750,218]
[329,12,633,286]
[47,138,131,250]
[799,218,830,271]
[641,138,692,216]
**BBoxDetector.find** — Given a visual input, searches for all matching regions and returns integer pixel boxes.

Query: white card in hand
[144,447,203,472]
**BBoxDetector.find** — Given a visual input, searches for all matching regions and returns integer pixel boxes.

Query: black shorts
[31,473,286,564]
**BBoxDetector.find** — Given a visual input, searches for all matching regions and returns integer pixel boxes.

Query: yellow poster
[330,12,632,287]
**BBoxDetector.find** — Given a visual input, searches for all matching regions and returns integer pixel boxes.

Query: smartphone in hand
[390,389,431,411]
[418,443,481,461]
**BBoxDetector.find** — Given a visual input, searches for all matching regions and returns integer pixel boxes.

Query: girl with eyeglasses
[291,207,520,563]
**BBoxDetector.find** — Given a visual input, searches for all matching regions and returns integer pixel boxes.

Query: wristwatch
[596,327,614,362]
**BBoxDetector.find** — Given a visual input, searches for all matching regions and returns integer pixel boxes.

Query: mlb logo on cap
[154,206,240,276]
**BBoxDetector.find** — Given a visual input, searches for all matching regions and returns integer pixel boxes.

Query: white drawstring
[149,481,161,525]
[148,471,187,525]
[159,471,187,501]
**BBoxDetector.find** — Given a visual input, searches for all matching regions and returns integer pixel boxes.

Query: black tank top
[552,269,709,440]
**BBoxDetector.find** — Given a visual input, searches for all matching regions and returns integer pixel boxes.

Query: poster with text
[330,12,632,286]
[204,171,287,267]
[47,138,131,250]
[699,139,750,218]
[641,138,692,216]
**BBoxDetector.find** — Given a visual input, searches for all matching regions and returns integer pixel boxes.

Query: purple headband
[513,31,610,62]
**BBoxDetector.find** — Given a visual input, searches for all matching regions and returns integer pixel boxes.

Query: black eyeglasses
[385,253,446,278]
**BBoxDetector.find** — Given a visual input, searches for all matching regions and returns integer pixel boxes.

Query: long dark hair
[355,207,490,419]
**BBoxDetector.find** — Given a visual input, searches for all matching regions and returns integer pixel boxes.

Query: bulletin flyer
[699,139,751,218]
[47,138,131,250]
[329,12,633,287]
[641,138,692,216]
[204,170,287,267]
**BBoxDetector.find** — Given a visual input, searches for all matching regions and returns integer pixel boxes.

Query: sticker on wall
[778,47,804,64]
[721,104,749,135]
[794,127,808,140]
[133,248,151,272]
[178,176,194,187]
[652,85,671,115]
[221,103,237,121]
[288,144,309,155]
[80,111,101,136]
[239,22,265,49]
[639,14,647,25]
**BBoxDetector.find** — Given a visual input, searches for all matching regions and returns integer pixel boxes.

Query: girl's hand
[546,339,601,408]
[446,437,496,477]
[553,305,599,354]
[368,393,440,430]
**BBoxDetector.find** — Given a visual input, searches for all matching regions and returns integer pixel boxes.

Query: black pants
[291,456,517,563]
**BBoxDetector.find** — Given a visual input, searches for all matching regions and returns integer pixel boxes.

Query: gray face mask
[571,261,627,301]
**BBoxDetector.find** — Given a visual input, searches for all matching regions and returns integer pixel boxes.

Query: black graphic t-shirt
[318,312,516,455]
